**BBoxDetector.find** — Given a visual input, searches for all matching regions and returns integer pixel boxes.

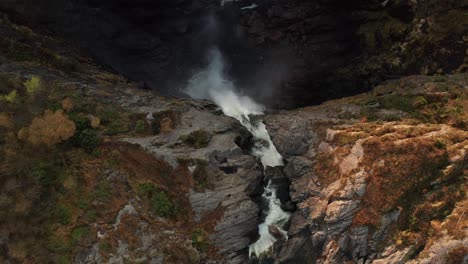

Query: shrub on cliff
[137,183,177,218]
[180,130,211,149]
[68,113,101,151]
[73,128,100,151]
[151,191,177,217]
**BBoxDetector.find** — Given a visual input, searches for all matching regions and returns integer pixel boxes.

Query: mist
[185,48,265,120]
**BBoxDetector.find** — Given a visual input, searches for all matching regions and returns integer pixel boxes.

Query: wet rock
[264,116,315,157]
[266,166,291,204]
[268,225,286,240]
[281,201,296,212]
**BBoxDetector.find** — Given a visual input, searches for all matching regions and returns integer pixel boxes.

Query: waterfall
[185,48,290,260]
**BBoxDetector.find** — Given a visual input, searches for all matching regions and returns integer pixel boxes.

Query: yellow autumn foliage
[25,110,76,146]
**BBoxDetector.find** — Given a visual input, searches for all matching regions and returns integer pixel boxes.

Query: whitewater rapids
[185,48,290,259]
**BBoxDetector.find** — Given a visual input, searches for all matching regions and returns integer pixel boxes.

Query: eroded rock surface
[264,74,468,263]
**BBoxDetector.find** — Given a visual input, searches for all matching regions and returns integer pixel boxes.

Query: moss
[180,130,211,149]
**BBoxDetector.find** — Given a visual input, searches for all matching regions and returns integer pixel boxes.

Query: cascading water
[185,48,290,260]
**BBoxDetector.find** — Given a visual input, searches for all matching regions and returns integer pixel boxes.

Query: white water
[185,48,290,259]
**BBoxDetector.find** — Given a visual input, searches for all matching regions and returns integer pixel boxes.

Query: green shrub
[78,129,100,149]
[71,129,100,151]
[56,204,71,225]
[180,130,211,149]
[69,114,90,131]
[31,161,60,189]
[84,209,97,222]
[135,120,146,133]
[151,191,176,217]
[93,180,112,202]
[137,183,177,217]
[71,226,90,245]
[47,236,71,253]
[137,182,156,197]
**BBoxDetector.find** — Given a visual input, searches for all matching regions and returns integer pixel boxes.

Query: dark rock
[268,225,285,240]
[284,156,313,179]
[281,200,296,212]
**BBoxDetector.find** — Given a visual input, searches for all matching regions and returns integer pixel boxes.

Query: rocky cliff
[264,74,467,263]
[2,0,465,108]
[0,2,467,264]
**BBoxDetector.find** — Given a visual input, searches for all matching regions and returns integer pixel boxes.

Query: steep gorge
[0,1,467,264]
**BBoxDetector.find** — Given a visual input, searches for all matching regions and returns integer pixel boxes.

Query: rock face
[3,0,465,109]
[123,100,265,263]
[1,6,467,264]
[264,74,468,263]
